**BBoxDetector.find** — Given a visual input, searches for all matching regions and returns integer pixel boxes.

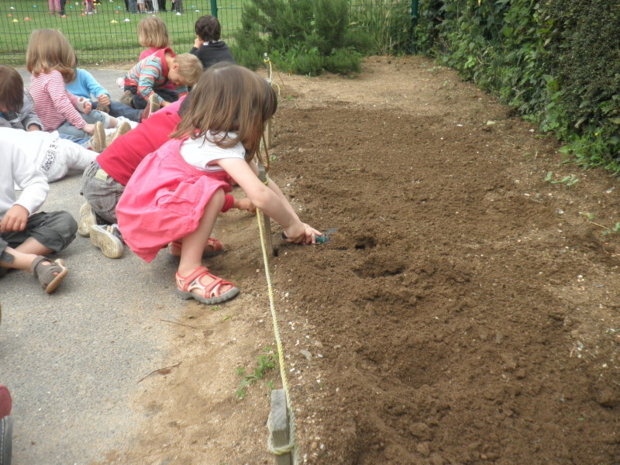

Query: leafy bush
[233,0,367,75]
[416,0,619,170]
[349,0,413,55]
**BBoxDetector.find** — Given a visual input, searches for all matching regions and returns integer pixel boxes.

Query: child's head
[168,54,202,88]
[137,16,170,49]
[26,29,76,82]
[0,66,24,113]
[194,15,221,43]
[173,63,278,158]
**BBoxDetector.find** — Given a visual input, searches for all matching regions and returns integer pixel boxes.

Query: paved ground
[1,68,183,465]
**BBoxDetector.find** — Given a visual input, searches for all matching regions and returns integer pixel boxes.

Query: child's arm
[219,158,321,243]
[136,59,162,103]
[47,73,91,132]
[22,92,43,131]
[0,145,49,232]
[81,68,110,102]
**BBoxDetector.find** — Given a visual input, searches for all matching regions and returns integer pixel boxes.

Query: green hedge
[415,0,620,171]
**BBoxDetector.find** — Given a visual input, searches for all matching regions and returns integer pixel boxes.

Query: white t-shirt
[180,132,246,172]
[0,129,49,218]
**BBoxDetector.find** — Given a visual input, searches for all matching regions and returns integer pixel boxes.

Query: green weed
[235,347,277,399]
[544,171,579,187]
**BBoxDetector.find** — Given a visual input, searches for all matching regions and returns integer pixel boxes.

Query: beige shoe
[78,202,96,237]
[120,90,133,106]
[90,224,124,259]
[141,93,161,121]
[89,121,106,153]
[107,121,131,146]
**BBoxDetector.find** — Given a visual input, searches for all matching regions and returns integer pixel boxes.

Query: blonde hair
[173,54,203,87]
[137,16,170,48]
[26,29,76,82]
[172,63,277,159]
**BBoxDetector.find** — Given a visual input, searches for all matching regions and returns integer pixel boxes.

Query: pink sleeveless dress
[116,138,232,262]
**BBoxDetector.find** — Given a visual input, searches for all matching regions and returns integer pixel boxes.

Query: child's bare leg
[0,247,39,271]
[177,190,234,294]
[13,237,54,256]
[1,242,68,293]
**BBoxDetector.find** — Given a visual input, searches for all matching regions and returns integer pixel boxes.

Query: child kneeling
[116,64,321,305]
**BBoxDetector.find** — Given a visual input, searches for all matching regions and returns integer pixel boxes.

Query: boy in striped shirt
[121,49,201,110]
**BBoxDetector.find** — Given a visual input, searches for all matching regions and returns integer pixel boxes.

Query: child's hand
[234,198,256,213]
[98,94,111,107]
[83,123,95,135]
[27,124,41,131]
[283,222,323,245]
[160,100,170,107]
[194,37,204,49]
[82,100,93,114]
[0,205,29,232]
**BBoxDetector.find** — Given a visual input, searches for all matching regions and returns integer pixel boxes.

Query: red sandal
[169,237,225,258]
[175,266,239,305]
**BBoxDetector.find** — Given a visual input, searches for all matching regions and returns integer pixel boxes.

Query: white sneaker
[78,202,96,237]
[90,224,124,259]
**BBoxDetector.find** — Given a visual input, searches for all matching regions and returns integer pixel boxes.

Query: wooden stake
[269,389,293,465]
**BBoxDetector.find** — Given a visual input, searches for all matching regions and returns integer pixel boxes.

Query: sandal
[175,266,239,305]
[31,256,68,294]
[169,237,225,258]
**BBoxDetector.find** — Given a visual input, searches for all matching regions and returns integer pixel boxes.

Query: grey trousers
[0,211,77,257]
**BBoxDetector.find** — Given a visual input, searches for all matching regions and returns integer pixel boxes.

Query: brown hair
[172,63,277,159]
[26,29,76,83]
[137,16,170,49]
[0,66,24,113]
[172,53,203,87]
[194,15,221,42]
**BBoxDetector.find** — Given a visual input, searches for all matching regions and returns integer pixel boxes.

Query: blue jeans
[57,110,110,144]
[108,100,142,122]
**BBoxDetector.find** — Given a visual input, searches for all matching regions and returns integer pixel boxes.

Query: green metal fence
[0,0,414,65]
[0,0,247,65]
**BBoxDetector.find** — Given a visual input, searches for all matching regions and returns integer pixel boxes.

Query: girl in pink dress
[116,63,322,305]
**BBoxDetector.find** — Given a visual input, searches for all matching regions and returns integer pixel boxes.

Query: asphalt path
[1,68,182,465]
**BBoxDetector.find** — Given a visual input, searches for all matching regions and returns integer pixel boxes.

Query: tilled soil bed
[99,56,619,465]
[270,56,620,465]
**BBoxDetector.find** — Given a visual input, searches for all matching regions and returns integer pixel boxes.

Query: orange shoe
[175,266,239,305]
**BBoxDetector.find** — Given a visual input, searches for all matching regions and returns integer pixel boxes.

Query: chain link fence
[0,0,410,65]
[0,0,245,65]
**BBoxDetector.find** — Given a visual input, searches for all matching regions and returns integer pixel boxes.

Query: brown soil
[96,56,620,465]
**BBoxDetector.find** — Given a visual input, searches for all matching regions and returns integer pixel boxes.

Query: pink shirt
[29,70,85,131]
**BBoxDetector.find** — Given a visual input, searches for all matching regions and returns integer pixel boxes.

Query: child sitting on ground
[80,94,253,259]
[0,127,97,183]
[116,63,321,305]
[0,136,77,294]
[26,29,120,148]
[121,50,201,110]
[0,66,43,131]
[66,66,145,123]
[190,15,236,70]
